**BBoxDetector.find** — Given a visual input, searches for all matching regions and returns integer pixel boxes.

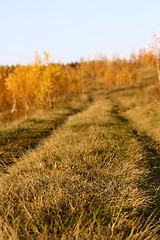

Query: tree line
[0,41,159,121]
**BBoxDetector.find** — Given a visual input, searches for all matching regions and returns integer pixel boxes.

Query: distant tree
[5,65,31,114]
[117,65,130,86]
[104,64,117,89]
[41,63,68,107]
[150,34,160,81]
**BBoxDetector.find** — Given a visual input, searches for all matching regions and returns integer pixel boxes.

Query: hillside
[0,82,160,239]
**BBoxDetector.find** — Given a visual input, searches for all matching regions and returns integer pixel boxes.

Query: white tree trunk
[156,60,160,81]
[11,94,17,114]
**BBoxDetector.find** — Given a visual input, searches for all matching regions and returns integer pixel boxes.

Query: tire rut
[110,98,160,220]
[0,106,89,173]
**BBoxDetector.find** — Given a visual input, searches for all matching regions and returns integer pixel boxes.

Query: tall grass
[114,83,160,141]
[0,98,159,239]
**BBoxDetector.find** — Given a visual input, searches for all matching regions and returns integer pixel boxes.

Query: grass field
[0,83,160,239]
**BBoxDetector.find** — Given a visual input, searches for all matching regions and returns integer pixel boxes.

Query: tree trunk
[156,60,160,81]
[11,94,17,114]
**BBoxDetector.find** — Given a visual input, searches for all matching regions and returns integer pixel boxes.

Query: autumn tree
[104,64,117,89]
[41,63,69,107]
[65,64,82,93]
[5,53,43,114]
[5,65,33,114]
[150,33,160,81]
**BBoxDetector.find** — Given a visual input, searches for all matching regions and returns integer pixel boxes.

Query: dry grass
[113,83,160,141]
[0,96,159,239]
[0,94,91,172]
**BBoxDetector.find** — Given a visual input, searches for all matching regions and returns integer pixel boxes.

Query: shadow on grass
[106,84,142,96]
[0,107,86,172]
[111,101,160,220]
[131,128,160,213]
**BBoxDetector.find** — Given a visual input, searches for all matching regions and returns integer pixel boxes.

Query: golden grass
[114,83,160,142]
[0,94,92,173]
[0,96,159,239]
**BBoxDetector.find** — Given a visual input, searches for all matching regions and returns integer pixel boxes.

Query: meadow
[1,46,160,239]
[0,81,160,239]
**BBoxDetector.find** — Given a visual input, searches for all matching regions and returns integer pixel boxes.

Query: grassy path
[0,97,90,173]
[112,95,160,216]
[0,95,160,239]
[109,97,160,220]
[0,119,55,171]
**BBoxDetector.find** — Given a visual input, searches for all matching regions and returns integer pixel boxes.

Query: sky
[0,0,160,65]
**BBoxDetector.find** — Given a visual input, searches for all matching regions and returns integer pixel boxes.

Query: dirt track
[0,92,160,239]
[109,97,160,221]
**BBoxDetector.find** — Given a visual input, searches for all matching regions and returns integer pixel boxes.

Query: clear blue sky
[0,0,160,65]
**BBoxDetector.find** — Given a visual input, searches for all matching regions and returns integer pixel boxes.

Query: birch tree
[151,34,160,81]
